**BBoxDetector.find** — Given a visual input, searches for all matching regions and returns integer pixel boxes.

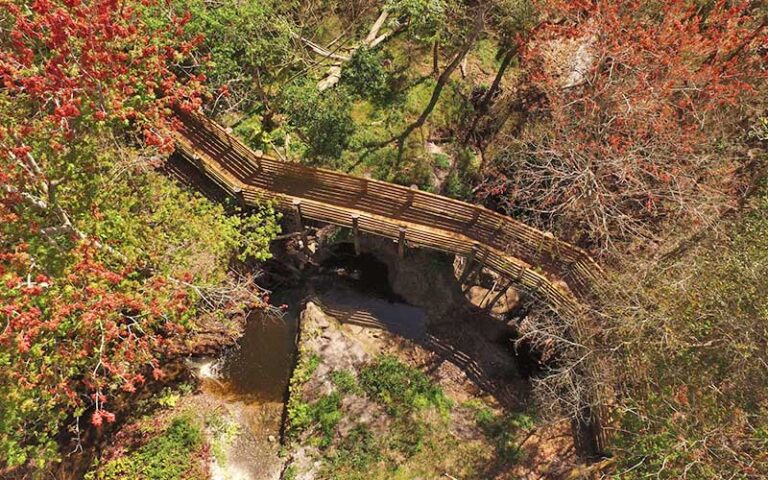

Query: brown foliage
[479,1,768,255]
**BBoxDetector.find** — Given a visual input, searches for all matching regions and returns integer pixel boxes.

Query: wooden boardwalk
[172,111,605,319]
[172,110,608,455]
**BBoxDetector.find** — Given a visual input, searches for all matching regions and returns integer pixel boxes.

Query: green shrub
[85,416,203,480]
[281,81,356,163]
[287,353,343,446]
[386,418,428,457]
[342,47,391,102]
[292,353,321,386]
[287,399,314,438]
[471,407,533,464]
[288,393,343,448]
[283,465,298,480]
[607,183,768,478]
[311,392,344,447]
[287,353,322,439]
[359,355,451,416]
[432,152,451,170]
[386,0,445,39]
[331,370,362,395]
[323,424,384,478]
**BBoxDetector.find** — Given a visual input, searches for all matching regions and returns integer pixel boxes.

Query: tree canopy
[0,0,278,469]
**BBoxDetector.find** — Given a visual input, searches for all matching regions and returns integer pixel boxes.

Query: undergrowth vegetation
[359,355,452,417]
[606,184,768,478]
[287,351,528,479]
[85,416,205,480]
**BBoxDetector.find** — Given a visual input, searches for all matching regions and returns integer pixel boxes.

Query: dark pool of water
[215,245,427,400]
[216,309,298,402]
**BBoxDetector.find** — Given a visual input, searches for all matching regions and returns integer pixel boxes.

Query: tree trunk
[390,13,484,151]
[463,46,517,145]
[432,41,440,79]
[571,406,607,462]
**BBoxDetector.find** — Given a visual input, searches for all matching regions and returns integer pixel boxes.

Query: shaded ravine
[191,250,428,479]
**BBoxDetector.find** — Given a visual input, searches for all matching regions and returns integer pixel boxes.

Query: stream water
[195,247,427,479]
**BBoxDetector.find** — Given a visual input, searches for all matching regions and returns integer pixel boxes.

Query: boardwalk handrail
[172,111,605,297]
[171,109,608,455]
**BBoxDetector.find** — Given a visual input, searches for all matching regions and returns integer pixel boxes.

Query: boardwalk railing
[172,111,605,307]
[172,109,608,456]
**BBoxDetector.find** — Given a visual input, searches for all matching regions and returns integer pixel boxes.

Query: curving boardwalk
[171,110,605,318]
[172,109,608,455]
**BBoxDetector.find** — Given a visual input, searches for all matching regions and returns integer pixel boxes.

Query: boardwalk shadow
[419,308,530,411]
[164,153,230,204]
[310,283,529,412]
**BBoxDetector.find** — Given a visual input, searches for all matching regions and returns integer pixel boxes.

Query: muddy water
[198,247,427,479]
[216,307,299,402]
[218,249,426,400]
[196,289,304,480]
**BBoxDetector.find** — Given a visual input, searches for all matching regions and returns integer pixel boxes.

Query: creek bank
[283,300,501,479]
[77,303,289,480]
[49,290,252,480]
[282,299,581,479]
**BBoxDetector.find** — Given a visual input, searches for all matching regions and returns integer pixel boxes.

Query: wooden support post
[292,199,310,248]
[478,245,489,268]
[466,209,481,230]
[292,199,304,232]
[253,149,266,170]
[537,231,554,260]
[351,214,361,256]
[460,243,480,284]
[191,153,203,170]
[405,184,418,209]
[398,227,407,259]
[494,219,505,238]
[486,278,515,312]
[467,246,490,287]
[479,279,497,308]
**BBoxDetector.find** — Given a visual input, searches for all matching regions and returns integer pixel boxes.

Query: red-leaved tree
[479,0,767,254]
[0,241,193,467]
[0,0,208,469]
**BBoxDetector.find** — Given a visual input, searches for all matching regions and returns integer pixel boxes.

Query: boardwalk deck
[172,111,605,316]
[171,109,608,456]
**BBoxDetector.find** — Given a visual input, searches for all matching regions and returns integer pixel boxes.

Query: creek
[215,247,426,403]
[193,246,427,479]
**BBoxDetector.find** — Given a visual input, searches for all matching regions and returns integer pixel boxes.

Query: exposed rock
[534,29,597,89]
[299,301,368,393]
[464,284,520,315]
[349,236,467,322]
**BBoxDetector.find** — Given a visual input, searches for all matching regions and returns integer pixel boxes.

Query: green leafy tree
[176,0,295,113]
[281,81,356,165]
[0,0,278,472]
